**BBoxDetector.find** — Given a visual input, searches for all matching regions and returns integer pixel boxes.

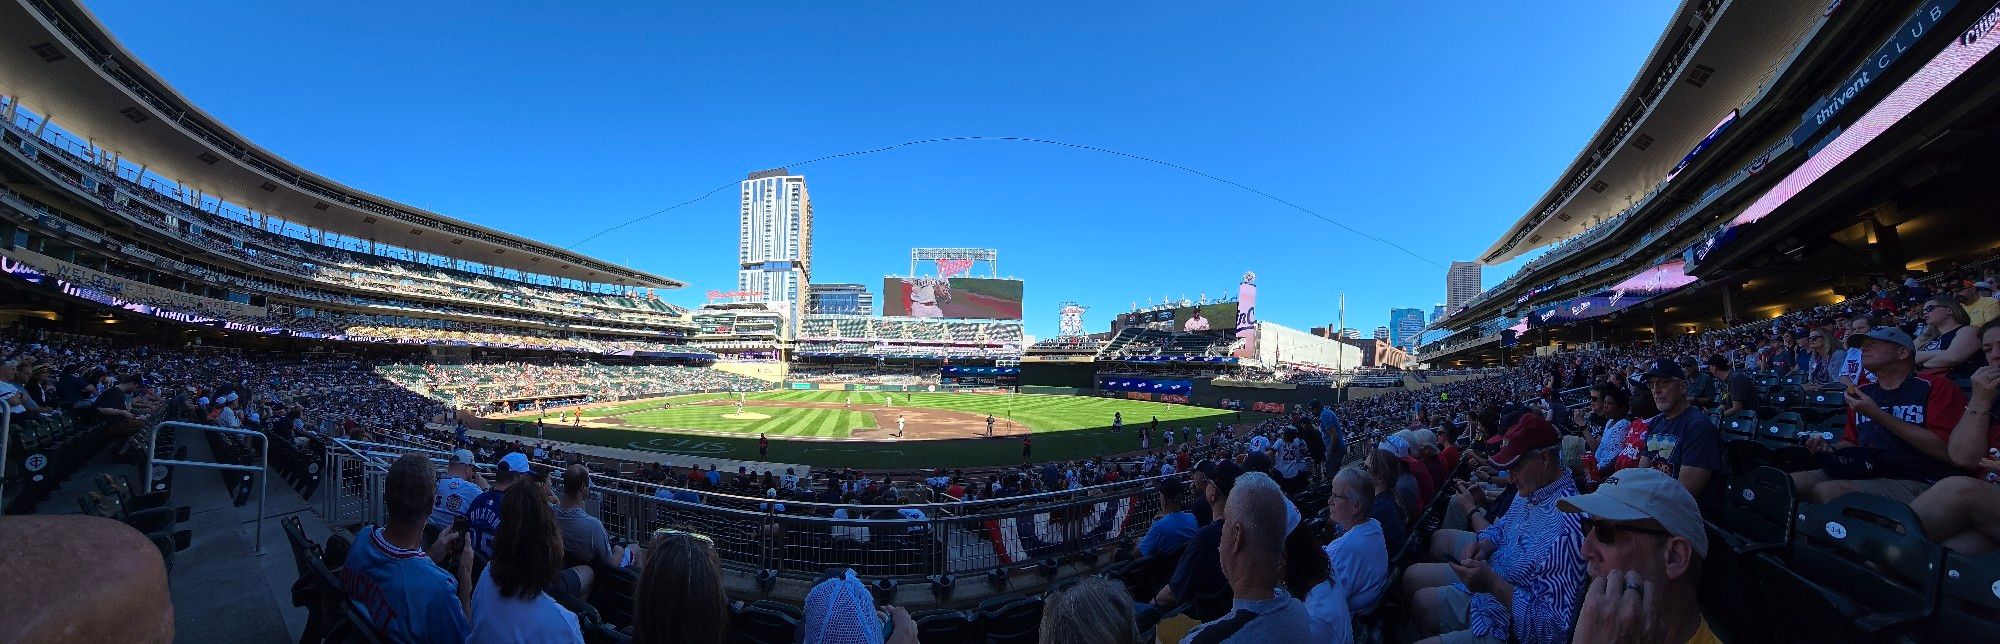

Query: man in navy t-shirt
[1639,359,1725,508]
[1793,327,1965,504]
[466,452,530,559]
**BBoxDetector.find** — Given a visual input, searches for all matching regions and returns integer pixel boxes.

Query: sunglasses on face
[1582,517,1672,545]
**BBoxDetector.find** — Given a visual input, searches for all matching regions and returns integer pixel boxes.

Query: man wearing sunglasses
[1560,467,1718,644]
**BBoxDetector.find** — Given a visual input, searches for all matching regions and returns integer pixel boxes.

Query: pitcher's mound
[721,412,772,420]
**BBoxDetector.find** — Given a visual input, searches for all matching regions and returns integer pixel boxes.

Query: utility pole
[1336,293,1346,373]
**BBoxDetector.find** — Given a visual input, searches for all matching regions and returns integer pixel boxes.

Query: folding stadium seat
[913,610,979,644]
[1723,440,1773,476]
[587,563,640,631]
[1753,493,1942,642]
[1106,542,1187,601]
[1767,385,1805,412]
[731,600,802,644]
[975,594,1042,644]
[1935,551,2000,640]
[1721,410,1759,441]
[1759,411,1806,447]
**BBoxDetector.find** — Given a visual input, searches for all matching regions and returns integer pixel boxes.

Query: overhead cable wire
[567,136,1442,268]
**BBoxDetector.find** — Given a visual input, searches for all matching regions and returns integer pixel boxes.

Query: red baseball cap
[1489,412,1560,469]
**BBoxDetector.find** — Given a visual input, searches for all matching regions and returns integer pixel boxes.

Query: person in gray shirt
[552,464,615,597]
[1181,472,1308,643]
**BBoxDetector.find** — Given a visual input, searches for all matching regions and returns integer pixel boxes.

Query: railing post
[0,411,11,504]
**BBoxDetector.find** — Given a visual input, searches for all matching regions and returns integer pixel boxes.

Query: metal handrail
[145,421,270,555]
[0,411,11,503]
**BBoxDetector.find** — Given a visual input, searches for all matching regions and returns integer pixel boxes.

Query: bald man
[1181,472,1308,643]
[0,515,174,642]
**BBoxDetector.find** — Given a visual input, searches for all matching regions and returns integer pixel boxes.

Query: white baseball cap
[451,449,477,465]
[1557,467,1708,556]
[499,452,531,474]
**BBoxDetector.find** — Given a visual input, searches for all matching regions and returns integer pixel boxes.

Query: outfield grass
[487,391,1263,470]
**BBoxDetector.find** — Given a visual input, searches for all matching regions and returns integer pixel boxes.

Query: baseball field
[485,390,1261,470]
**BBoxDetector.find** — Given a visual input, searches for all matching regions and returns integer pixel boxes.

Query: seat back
[730,602,800,644]
[913,610,978,644]
[1723,440,1772,476]
[978,595,1043,644]
[587,563,640,630]
[1713,466,1794,550]
[1937,551,2000,640]
[1762,411,1804,444]
[1722,410,1759,439]
[1772,493,1942,637]
[1768,386,1805,409]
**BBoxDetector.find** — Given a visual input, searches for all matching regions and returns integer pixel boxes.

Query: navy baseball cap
[1642,359,1686,382]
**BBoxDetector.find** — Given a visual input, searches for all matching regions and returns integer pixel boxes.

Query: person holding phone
[342,453,475,642]
[1791,327,1966,504]
[1908,319,2000,553]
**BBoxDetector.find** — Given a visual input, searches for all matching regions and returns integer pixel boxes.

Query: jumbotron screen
[882,277,1024,320]
[1114,302,1239,335]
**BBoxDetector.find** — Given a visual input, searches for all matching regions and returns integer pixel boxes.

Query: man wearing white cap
[427,449,490,539]
[1559,467,1719,644]
[465,452,531,558]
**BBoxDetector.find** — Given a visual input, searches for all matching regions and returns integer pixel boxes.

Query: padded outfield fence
[321,438,1176,581]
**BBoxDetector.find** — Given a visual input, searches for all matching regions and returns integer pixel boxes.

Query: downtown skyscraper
[739,168,813,333]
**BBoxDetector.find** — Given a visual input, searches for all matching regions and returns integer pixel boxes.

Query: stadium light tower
[1058,301,1089,338]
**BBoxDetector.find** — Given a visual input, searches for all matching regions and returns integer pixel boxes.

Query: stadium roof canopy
[1479,0,1829,264]
[0,0,683,289]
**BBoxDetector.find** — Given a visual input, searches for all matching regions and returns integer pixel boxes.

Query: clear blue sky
[83,0,1676,339]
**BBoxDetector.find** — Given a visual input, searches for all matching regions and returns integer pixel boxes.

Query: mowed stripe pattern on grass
[742,391,1233,433]
[612,404,872,438]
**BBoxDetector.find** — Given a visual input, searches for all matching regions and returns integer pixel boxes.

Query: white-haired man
[1181,472,1308,643]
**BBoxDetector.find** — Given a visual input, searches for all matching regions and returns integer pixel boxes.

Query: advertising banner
[1219,399,1245,410]
[1161,394,1190,404]
[1124,392,1154,402]
[1251,401,1287,413]
[1232,272,1259,359]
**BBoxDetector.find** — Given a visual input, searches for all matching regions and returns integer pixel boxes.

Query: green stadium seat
[1723,440,1772,476]
[1722,410,1759,440]
[1936,551,2000,640]
[1754,493,1941,641]
[1760,411,1805,446]
[913,609,979,644]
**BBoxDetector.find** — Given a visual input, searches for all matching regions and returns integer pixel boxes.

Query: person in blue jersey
[1135,477,1198,557]
[1318,400,1347,475]
[427,449,488,543]
[470,482,584,643]
[340,453,473,643]
[466,452,530,559]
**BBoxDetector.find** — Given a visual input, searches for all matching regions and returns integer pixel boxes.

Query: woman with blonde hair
[1916,295,1979,379]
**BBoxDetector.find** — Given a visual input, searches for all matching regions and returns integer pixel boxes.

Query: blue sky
[83,1,1675,339]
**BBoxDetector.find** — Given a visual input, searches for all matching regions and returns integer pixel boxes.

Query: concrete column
[1722,283,1746,328]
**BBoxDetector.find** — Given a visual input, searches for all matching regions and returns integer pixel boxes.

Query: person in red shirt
[1909,320,2000,553]
[1793,327,1967,504]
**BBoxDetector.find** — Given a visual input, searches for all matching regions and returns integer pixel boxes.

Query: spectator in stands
[1706,355,1756,417]
[552,464,613,597]
[1180,472,1308,642]
[800,569,918,644]
[470,482,585,642]
[1799,328,1840,390]
[1402,412,1585,644]
[1961,280,1998,328]
[1558,468,1718,644]
[1040,576,1139,644]
[467,452,530,559]
[1682,356,1715,410]
[96,374,145,455]
[1313,468,1389,616]
[1150,461,1243,618]
[1410,429,1449,490]
[1318,400,1347,476]
[1794,327,1966,504]
[633,531,729,644]
[1137,477,1198,557]
[0,515,176,643]
[1364,449,1411,549]
[1582,383,1632,481]
[1638,359,1724,507]
[1918,296,1981,380]
[428,449,487,540]
[1909,319,2000,553]
[342,453,473,642]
